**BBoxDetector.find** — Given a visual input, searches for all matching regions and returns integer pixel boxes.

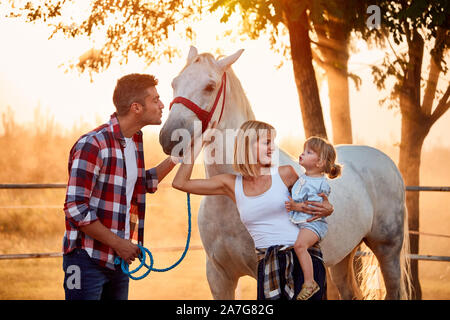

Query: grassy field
[0,111,448,299]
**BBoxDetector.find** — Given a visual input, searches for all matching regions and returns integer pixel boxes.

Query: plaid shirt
[63,113,158,270]
[256,244,323,300]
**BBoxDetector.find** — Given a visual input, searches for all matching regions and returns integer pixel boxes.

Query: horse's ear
[187,46,198,64]
[217,49,244,71]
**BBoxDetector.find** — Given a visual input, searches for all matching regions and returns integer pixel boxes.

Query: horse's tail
[352,243,384,299]
[399,203,413,299]
[347,245,364,300]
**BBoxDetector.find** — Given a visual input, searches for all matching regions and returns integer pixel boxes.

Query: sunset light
[0,1,448,303]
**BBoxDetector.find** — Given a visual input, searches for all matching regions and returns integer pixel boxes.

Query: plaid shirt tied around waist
[256,244,323,300]
[63,113,158,270]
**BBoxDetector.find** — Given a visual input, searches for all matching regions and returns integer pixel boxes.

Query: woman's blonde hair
[233,120,276,177]
[305,136,342,179]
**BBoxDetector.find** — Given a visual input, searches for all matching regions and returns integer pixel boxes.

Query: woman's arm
[284,194,333,222]
[280,165,333,221]
[172,127,235,200]
[172,161,234,199]
[305,193,334,222]
[278,165,299,190]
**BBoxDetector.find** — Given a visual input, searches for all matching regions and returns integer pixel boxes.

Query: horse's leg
[363,200,406,300]
[364,236,403,300]
[329,247,362,300]
[206,255,239,300]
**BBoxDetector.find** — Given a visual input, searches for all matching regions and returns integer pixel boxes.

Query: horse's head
[159,46,244,156]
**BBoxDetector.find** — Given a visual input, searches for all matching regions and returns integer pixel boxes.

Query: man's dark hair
[113,73,158,116]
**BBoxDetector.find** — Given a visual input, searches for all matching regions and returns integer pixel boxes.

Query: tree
[210,0,374,144]
[3,0,377,143]
[309,0,368,144]
[4,0,198,75]
[368,0,449,299]
[5,0,334,139]
[212,1,377,145]
[192,0,331,139]
[314,14,354,144]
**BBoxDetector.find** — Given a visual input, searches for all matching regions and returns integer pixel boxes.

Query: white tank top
[234,166,300,249]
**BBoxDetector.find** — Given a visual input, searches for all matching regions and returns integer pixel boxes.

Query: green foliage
[364,1,449,110]
[4,0,199,75]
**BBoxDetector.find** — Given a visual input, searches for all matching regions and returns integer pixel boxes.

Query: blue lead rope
[114,193,192,280]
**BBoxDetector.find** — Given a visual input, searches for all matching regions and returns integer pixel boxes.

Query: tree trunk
[316,21,353,144]
[325,62,352,144]
[398,117,429,300]
[398,28,427,299]
[281,3,328,139]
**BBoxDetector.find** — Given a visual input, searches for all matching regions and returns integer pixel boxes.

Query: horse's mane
[179,52,256,121]
[223,67,255,121]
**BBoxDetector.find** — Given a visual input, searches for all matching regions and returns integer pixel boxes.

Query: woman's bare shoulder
[212,173,237,200]
[220,173,237,181]
[212,173,237,187]
[278,165,298,177]
[278,165,299,187]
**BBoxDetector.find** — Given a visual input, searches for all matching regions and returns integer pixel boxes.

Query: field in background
[0,110,448,299]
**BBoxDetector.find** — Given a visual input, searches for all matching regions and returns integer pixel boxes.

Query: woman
[172,120,334,300]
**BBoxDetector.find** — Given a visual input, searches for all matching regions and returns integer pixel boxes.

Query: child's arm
[285,195,307,212]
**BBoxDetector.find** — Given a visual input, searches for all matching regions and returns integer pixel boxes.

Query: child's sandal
[296,280,320,300]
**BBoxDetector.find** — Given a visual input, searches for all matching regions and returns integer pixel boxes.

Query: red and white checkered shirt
[63,113,158,269]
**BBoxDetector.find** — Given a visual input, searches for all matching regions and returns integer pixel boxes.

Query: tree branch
[422,27,445,116]
[311,48,327,70]
[430,85,450,125]
[387,36,406,78]
[422,55,442,116]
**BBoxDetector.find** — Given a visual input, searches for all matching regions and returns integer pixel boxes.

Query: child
[285,136,342,300]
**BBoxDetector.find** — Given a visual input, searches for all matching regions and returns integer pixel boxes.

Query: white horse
[159,46,411,300]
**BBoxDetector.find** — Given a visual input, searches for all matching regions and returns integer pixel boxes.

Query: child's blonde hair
[305,136,342,179]
[233,120,276,177]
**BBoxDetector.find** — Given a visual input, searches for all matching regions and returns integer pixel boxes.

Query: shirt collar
[110,113,125,144]
[109,112,142,147]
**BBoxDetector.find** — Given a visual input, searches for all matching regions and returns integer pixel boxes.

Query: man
[62,73,177,300]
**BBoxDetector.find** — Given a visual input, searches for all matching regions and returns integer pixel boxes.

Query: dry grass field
[0,111,448,300]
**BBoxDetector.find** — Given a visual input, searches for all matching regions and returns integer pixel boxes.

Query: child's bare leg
[294,228,319,285]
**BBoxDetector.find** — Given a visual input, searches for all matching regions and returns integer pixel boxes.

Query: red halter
[169,73,227,132]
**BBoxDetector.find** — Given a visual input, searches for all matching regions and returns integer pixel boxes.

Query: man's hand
[113,238,140,265]
[79,220,141,264]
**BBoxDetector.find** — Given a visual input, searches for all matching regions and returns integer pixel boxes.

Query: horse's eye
[204,83,215,92]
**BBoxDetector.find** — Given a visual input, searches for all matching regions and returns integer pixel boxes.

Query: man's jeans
[63,248,129,300]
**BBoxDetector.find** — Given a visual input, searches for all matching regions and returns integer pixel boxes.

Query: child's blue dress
[289,174,330,241]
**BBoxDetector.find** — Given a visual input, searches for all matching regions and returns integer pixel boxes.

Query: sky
[0,6,449,153]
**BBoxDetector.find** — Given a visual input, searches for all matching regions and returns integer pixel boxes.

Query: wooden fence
[0,183,449,261]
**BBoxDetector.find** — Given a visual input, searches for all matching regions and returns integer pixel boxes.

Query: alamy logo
[66,265,81,289]
[366,5,381,30]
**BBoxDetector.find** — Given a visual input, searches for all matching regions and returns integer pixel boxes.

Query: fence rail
[406,186,450,192]
[0,183,449,262]
[0,245,204,260]
[1,248,449,262]
[0,183,66,189]
[355,251,450,262]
